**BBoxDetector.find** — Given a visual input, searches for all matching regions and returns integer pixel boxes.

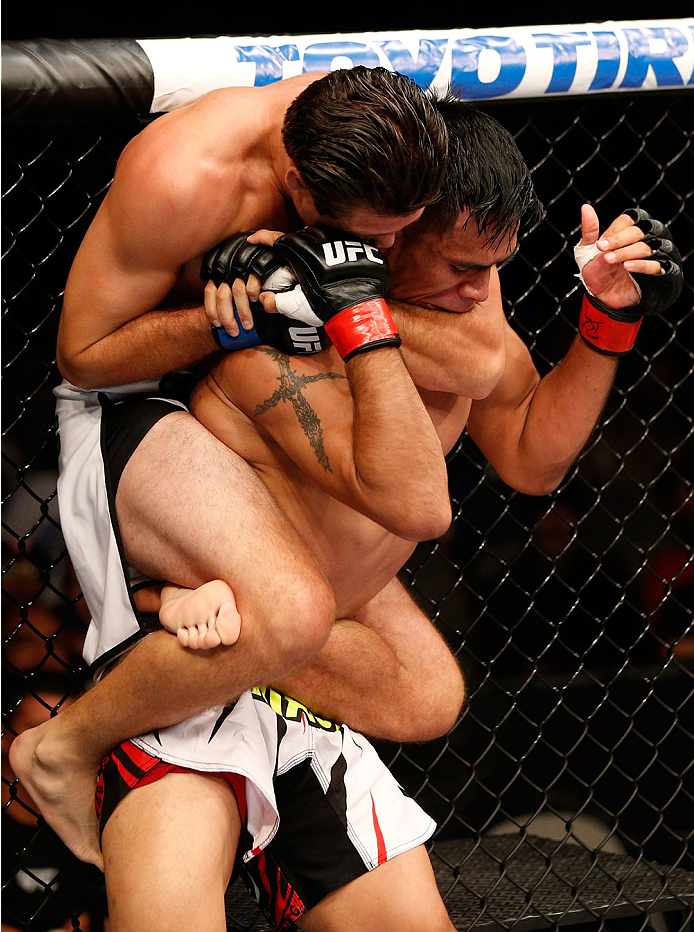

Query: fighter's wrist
[323,300,401,361]
[578,291,642,356]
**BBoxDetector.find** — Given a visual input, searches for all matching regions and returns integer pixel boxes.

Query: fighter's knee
[401,661,465,742]
[266,582,336,669]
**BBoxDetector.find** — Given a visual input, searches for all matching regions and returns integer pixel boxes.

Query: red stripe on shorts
[370,792,387,865]
[100,740,248,816]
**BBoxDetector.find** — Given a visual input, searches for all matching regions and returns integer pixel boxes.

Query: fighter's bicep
[60,205,183,353]
[466,326,539,466]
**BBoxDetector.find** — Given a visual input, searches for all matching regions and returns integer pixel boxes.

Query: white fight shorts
[54,379,190,674]
[97,686,436,931]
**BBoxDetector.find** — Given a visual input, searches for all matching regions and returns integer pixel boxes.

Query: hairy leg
[275,577,465,742]
[102,771,240,932]
[300,845,455,932]
[153,574,465,740]
[10,412,335,868]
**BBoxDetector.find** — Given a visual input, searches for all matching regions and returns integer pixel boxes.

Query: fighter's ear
[285,165,307,193]
[285,166,321,225]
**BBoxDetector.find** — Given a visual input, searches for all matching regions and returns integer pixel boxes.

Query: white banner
[140,20,694,112]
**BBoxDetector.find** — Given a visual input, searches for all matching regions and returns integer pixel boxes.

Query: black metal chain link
[2,95,692,931]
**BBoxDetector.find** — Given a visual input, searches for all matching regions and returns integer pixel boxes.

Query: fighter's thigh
[115,410,321,591]
[299,845,455,932]
[102,771,240,932]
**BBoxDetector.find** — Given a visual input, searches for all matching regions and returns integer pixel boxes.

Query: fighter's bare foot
[159,581,242,650]
[8,721,104,870]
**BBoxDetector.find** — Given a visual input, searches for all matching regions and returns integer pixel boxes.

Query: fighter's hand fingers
[623,258,668,277]
[597,223,645,255]
[599,211,641,239]
[245,272,262,302]
[580,204,600,245]
[209,282,239,336]
[258,291,279,313]
[231,278,255,332]
[204,280,226,330]
[247,229,284,247]
[599,240,652,266]
[597,204,673,250]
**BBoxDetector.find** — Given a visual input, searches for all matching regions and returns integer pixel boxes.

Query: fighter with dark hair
[11,89,682,931]
[11,67,458,872]
[281,67,448,218]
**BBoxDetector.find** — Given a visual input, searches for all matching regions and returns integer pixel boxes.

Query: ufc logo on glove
[322,241,384,267]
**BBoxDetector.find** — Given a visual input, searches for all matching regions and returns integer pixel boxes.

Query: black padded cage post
[2,27,693,932]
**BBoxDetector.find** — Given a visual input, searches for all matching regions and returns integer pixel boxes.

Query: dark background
[3,4,689,40]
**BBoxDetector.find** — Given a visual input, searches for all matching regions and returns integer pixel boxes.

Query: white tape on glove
[262,267,323,326]
[573,241,601,282]
[573,239,641,299]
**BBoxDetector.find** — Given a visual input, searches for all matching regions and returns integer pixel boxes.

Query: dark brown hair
[424,94,544,245]
[282,67,449,219]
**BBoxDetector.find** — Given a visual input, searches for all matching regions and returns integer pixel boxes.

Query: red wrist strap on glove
[324,299,401,361]
[578,293,642,356]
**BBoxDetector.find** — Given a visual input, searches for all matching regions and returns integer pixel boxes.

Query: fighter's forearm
[347,348,452,541]
[388,300,506,399]
[476,333,618,495]
[57,305,218,388]
[389,301,471,393]
[518,335,618,481]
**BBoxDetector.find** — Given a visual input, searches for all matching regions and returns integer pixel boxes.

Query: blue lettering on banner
[533,32,591,93]
[375,39,447,88]
[303,42,381,72]
[621,27,687,88]
[236,44,299,86]
[590,31,621,91]
[173,23,693,97]
[450,36,526,98]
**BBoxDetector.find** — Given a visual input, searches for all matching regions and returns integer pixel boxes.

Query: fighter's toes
[202,629,223,649]
[216,600,242,646]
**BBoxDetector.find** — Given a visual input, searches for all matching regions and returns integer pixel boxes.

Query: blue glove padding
[212,302,330,355]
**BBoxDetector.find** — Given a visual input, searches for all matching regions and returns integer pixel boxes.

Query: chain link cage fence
[2,83,693,931]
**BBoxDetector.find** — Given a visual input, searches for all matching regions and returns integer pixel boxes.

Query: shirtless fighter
[10,66,458,870]
[93,105,681,932]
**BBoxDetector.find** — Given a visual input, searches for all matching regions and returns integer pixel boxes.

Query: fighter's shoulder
[112,93,256,203]
[208,345,287,405]
[214,344,345,409]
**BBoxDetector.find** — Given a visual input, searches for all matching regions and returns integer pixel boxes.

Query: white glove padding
[262,266,323,326]
[573,239,642,301]
[573,241,601,276]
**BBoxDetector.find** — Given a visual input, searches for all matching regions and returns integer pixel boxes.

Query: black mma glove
[201,232,281,288]
[202,233,329,355]
[273,225,400,361]
[578,208,684,356]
